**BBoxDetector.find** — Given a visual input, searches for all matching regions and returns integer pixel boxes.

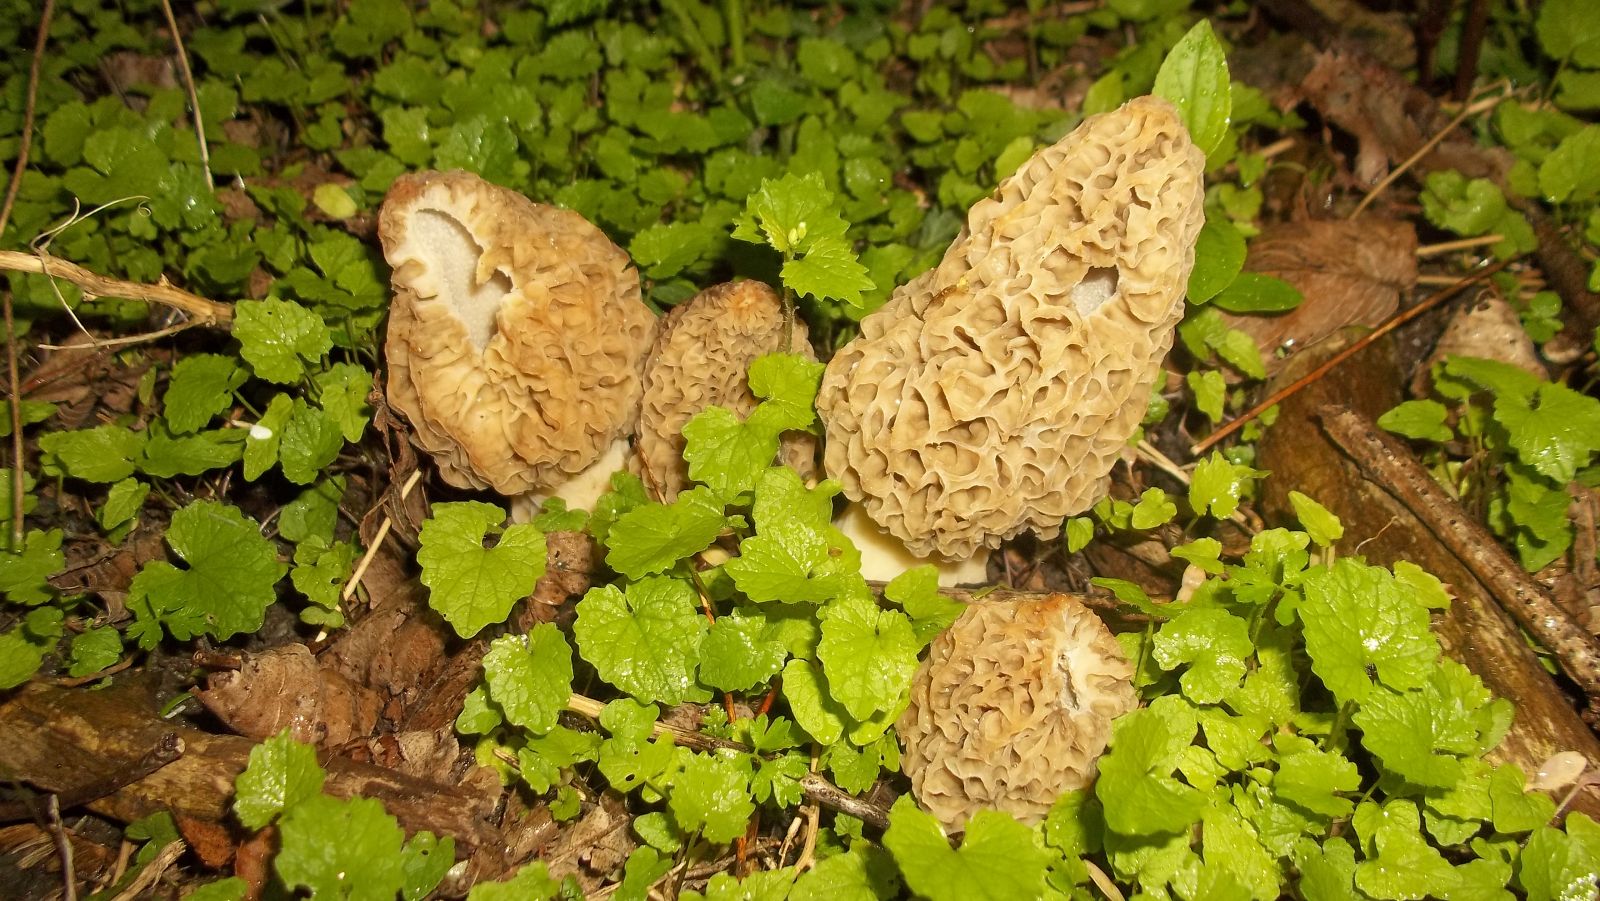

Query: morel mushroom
[817,96,1205,571]
[898,593,1137,829]
[633,280,817,499]
[381,171,656,509]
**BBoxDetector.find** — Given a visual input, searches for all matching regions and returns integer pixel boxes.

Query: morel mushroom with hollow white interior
[817,96,1205,582]
[381,170,657,510]
[633,280,817,500]
[898,593,1137,830]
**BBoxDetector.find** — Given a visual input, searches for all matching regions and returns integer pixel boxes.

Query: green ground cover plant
[3,0,1600,898]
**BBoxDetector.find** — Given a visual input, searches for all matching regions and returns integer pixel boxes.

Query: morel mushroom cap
[633,280,817,499]
[817,96,1205,560]
[898,593,1137,829]
[381,171,656,504]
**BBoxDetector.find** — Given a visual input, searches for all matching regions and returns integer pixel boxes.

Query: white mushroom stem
[835,504,990,587]
[510,438,632,523]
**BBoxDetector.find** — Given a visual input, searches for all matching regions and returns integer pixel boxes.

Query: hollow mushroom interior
[405,209,512,352]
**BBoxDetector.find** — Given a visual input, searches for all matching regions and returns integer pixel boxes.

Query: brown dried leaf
[194,644,384,747]
[1221,217,1416,371]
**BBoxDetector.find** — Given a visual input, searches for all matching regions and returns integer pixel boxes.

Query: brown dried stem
[1318,404,1600,698]
[0,250,233,328]
[1190,258,1511,456]
[157,0,211,191]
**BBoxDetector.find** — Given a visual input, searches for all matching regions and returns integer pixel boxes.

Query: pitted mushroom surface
[817,96,1206,560]
[381,171,657,505]
[633,280,817,499]
[897,593,1137,829]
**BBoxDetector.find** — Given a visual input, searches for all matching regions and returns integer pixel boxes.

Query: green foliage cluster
[1382,356,1600,572]
[1420,0,1600,314]
[2,0,1598,898]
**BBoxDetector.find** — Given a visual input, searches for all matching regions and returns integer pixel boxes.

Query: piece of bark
[1222,217,1415,372]
[1256,335,1600,819]
[0,681,507,863]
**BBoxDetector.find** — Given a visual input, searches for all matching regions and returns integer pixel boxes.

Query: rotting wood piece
[0,681,508,862]
[1317,404,1600,699]
[1256,335,1600,820]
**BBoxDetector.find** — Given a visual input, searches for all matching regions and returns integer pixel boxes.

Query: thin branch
[340,468,423,603]
[1190,258,1512,456]
[0,249,233,328]
[1318,404,1600,698]
[1416,234,1505,257]
[0,0,56,548]
[45,795,76,901]
[1349,88,1504,219]
[157,0,212,191]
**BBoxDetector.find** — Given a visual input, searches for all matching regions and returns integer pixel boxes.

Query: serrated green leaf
[314,363,372,442]
[164,354,247,434]
[418,502,546,638]
[817,588,919,721]
[1299,559,1438,706]
[234,730,326,830]
[484,625,574,736]
[1152,607,1251,703]
[575,577,710,704]
[605,487,728,579]
[699,608,790,691]
[128,502,284,640]
[276,794,409,900]
[727,469,857,603]
[669,750,754,844]
[884,797,1052,901]
[233,299,332,384]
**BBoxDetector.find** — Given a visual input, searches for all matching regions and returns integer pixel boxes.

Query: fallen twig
[45,794,76,901]
[1318,404,1600,698]
[1190,258,1511,456]
[1349,85,1504,219]
[0,250,233,328]
[341,468,423,604]
[157,0,212,191]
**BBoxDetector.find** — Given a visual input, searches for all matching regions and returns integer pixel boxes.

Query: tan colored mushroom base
[897,593,1137,830]
[835,505,989,587]
[509,438,632,522]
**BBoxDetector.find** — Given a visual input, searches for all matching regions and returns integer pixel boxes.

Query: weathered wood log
[1256,334,1600,819]
[0,679,507,859]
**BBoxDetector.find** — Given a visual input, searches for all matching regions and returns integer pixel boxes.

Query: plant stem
[725,0,746,71]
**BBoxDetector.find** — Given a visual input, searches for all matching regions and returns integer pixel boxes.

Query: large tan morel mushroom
[898,594,1137,829]
[817,96,1206,561]
[633,280,817,500]
[381,171,657,504]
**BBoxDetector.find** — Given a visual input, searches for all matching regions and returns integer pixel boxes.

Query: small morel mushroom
[898,593,1137,830]
[633,280,817,500]
[817,96,1206,574]
[381,171,657,510]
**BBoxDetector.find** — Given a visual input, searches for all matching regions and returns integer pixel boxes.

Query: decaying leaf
[1412,291,1546,393]
[195,644,385,747]
[1222,217,1416,371]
